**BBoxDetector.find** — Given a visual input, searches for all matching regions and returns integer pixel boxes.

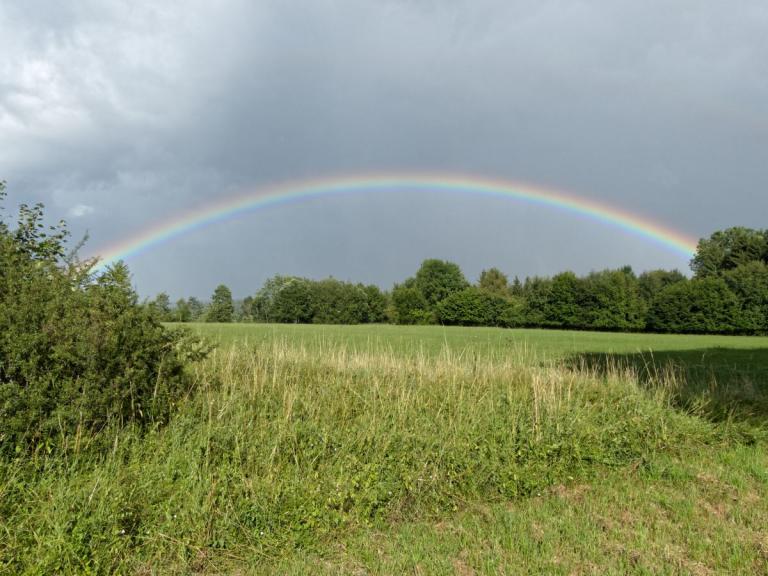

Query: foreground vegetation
[274,443,768,575]
[3,328,767,573]
[0,185,203,457]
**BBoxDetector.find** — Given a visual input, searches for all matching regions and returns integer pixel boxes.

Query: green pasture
[3,324,767,574]
[181,322,768,358]
[185,323,768,409]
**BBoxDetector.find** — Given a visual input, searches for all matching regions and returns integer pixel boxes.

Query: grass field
[2,324,767,574]
[184,322,768,358]
[190,323,768,423]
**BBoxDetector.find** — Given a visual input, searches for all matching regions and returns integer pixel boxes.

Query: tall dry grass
[1,338,727,574]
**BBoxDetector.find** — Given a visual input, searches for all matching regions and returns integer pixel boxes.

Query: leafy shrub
[437,287,522,327]
[0,185,205,456]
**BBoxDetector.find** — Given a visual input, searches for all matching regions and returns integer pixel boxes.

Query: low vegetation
[0,328,768,573]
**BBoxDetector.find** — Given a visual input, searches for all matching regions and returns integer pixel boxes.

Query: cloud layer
[2,1,767,297]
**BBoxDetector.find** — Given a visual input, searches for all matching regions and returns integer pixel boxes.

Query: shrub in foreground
[0,186,204,456]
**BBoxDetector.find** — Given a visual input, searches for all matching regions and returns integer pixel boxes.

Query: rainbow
[90,173,699,270]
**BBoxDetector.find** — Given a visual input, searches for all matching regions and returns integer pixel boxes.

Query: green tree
[187,297,206,321]
[521,276,552,326]
[647,277,741,334]
[148,292,172,321]
[270,277,314,323]
[581,268,645,331]
[638,269,687,304]
[437,287,522,327]
[478,267,509,296]
[174,298,192,322]
[723,261,768,333]
[542,271,585,328]
[250,275,292,322]
[391,282,431,325]
[362,284,388,323]
[238,296,254,322]
[499,296,526,327]
[310,278,369,324]
[207,284,234,323]
[414,259,469,308]
[691,227,768,277]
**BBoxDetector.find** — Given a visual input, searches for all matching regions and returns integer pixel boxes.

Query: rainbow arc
[91,173,699,270]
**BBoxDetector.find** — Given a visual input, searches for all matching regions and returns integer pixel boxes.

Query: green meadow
[190,323,768,420]
[190,321,768,359]
[2,324,768,574]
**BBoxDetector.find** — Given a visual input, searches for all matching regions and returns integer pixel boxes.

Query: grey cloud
[1,0,766,297]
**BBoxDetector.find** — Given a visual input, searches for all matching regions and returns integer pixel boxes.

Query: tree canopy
[414,259,469,308]
[207,284,234,323]
[691,227,768,277]
[128,223,768,336]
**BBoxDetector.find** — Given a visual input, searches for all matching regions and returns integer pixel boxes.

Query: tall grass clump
[0,337,734,574]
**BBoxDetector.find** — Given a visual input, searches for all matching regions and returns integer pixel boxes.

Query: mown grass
[2,326,767,574]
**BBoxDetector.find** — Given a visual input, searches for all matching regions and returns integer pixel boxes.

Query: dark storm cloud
[2,0,767,297]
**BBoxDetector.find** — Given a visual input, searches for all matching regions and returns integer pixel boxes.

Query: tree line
[152,227,768,335]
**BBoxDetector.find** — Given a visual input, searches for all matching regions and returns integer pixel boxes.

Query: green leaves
[0,190,205,457]
[436,287,522,327]
[207,284,235,323]
[691,227,768,278]
[414,259,469,307]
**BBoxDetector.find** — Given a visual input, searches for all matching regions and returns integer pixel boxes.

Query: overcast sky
[2,1,767,298]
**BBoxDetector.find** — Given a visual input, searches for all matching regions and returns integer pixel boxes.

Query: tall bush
[0,186,204,455]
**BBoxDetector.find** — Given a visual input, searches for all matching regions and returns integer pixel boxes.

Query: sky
[1,0,767,298]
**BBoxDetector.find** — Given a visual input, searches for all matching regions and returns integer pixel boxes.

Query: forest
[151,227,768,335]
